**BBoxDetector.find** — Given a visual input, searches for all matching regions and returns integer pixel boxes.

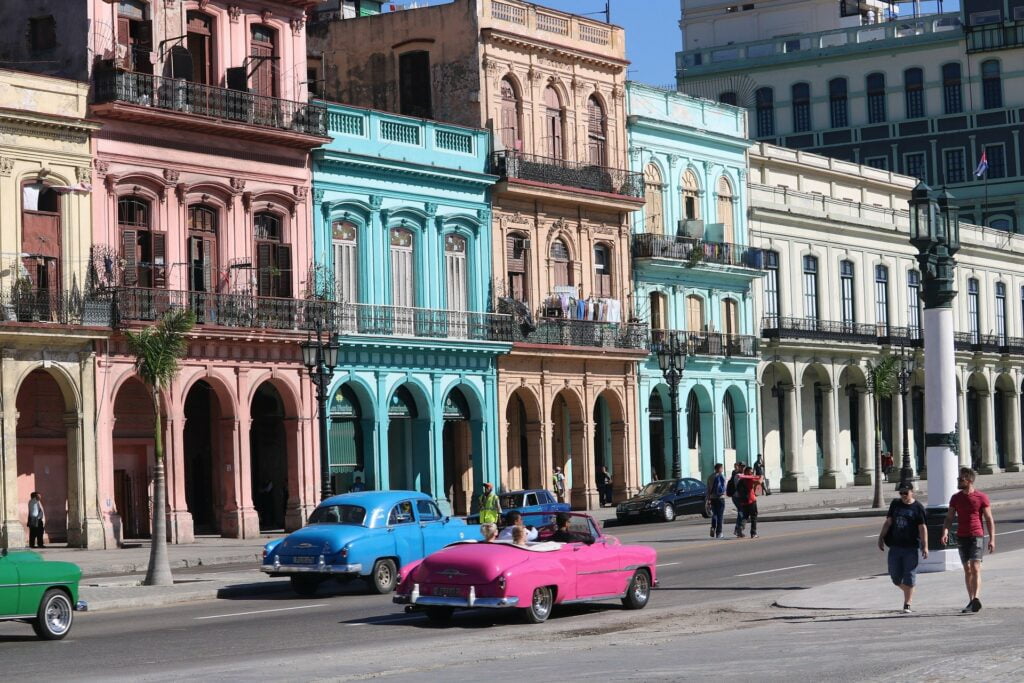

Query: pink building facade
[87,0,327,545]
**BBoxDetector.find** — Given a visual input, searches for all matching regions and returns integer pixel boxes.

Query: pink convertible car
[393,513,657,624]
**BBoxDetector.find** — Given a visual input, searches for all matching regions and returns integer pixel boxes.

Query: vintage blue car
[261,491,477,596]
[498,489,570,516]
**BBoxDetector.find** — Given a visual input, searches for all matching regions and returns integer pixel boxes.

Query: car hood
[413,543,534,585]
[269,524,367,555]
[622,493,668,505]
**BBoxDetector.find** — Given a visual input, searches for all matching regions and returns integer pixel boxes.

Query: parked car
[0,548,87,640]
[616,478,710,523]
[499,489,570,516]
[393,512,656,624]
[261,491,478,596]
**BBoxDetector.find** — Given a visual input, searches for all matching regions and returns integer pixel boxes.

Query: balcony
[651,329,759,358]
[0,289,112,327]
[955,332,1002,353]
[762,316,926,346]
[92,69,328,147]
[489,151,644,201]
[632,234,765,270]
[514,316,648,350]
[966,21,1024,53]
[111,288,513,343]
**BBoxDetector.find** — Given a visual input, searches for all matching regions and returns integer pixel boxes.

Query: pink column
[166,382,194,543]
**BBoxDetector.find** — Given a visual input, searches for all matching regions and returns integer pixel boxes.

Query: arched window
[499,78,521,151]
[982,60,1002,109]
[255,211,291,297]
[874,264,889,332]
[829,77,848,128]
[686,294,704,331]
[187,204,217,293]
[904,68,924,118]
[543,86,564,160]
[722,298,739,336]
[681,170,700,221]
[839,259,855,326]
[942,63,962,114]
[722,392,736,450]
[550,238,571,288]
[593,243,612,297]
[587,95,607,166]
[505,232,528,302]
[332,220,358,302]
[866,72,886,123]
[21,180,62,298]
[755,87,775,137]
[186,10,214,84]
[686,391,701,450]
[718,91,738,106]
[119,196,163,288]
[643,164,664,234]
[445,234,468,311]
[791,82,811,132]
[717,176,734,243]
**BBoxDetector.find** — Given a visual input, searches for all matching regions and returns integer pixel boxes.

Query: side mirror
[443,516,450,524]
[583,535,596,546]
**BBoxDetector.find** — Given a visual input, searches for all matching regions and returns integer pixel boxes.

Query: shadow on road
[655,586,807,591]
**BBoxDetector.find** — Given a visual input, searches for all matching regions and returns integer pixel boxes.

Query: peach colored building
[311,0,647,508]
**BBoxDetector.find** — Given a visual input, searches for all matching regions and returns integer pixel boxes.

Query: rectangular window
[985,144,1006,179]
[867,73,886,124]
[907,270,922,340]
[982,60,1002,109]
[803,255,819,321]
[792,83,811,133]
[944,148,965,184]
[968,279,980,343]
[29,16,56,50]
[840,260,855,326]
[904,69,924,119]
[904,152,927,182]
[874,265,889,332]
[865,156,889,170]
[829,78,848,128]
[943,63,962,114]
[756,88,775,138]
[996,282,1007,344]
[399,51,432,119]
[764,251,780,325]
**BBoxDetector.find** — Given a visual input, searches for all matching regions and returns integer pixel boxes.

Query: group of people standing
[706,460,764,539]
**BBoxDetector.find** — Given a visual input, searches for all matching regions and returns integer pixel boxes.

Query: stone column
[977,390,1001,474]
[1006,389,1023,472]
[0,394,25,548]
[781,384,809,491]
[957,388,970,468]
[166,412,194,544]
[819,384,846,488]
[888,389,905,483]
[855,388,876,486]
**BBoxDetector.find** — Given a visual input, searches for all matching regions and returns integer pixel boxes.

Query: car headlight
[616,504,624,511]
[647,500,660,509]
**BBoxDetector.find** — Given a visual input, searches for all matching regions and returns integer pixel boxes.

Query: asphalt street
[3,498,1023,682]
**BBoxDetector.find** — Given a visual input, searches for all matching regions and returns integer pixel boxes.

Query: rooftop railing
[489,150,644,199]
[94,69,327,137]
[632,233,765,269]
[965,21,1024,53]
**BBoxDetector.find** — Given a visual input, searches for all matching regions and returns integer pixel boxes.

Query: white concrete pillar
[1007,389,1023,472]
[781,384,809,491]
[889,389,905,483]
[819,384,845,488]
[977,389,1001,474]
[854,387,876,486]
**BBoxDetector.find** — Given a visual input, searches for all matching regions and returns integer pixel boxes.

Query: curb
[80,578,293,612]
[759,497,1023,522]
[81,552,264,578]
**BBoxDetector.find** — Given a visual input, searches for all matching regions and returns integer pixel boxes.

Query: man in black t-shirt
[877,482,929,613]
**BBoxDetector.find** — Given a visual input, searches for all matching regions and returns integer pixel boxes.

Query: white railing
[748,183,908,228]
[536,12,569,35]
[492,1,527,24]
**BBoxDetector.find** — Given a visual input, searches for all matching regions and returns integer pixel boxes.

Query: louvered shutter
[257,242,272,296]
[202,238,213,291]
[122,230,138,286]
[276,244,292,298]
[152,232,166,287]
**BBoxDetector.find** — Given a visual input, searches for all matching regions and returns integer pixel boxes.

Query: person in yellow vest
[478,482,502,525]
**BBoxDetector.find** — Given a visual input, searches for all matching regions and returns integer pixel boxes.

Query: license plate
[291,556,315,564]
[628,510,640,515]
[433,586,460,597]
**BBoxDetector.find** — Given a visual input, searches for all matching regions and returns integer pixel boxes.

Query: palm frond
[123,308,196,391]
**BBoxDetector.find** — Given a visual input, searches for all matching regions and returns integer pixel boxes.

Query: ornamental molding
[312,188,325,204]
[261,9,273,23]
[293,185,308,201]
[227,5,242,22]
[230,177,246,193]
[507,211,530,224]
[290,17,305,36]
[75,166,91,183]
[162,168,180,185]
[369,194,383,210]
[0,157,13,176]
[425,202,437,216]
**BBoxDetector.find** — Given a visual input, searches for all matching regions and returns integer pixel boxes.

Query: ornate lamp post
[909,182,961,571]
[897,346,918,490]
[655,331,689,479]
[301,319,340,501]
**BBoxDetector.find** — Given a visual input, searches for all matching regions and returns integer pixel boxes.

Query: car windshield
[639,481,674,497]
[308,504,366,526]
[499,494,523,509]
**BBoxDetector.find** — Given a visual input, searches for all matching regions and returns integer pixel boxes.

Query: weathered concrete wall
[0,0,90,81]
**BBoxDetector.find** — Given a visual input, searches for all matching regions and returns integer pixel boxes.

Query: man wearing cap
[878,482,928,613]
[552,466,566,503]
[478,482,502,525]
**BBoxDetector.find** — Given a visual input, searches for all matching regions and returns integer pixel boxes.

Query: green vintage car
[0,548,87,640]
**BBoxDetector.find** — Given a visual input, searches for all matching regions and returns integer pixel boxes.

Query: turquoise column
[375,374,390,488]
[483,372,498,485]
[430,375,447,511]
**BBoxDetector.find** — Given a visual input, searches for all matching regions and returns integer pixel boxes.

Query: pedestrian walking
[552,466,566,504]
[478,482,502,525]
[754,454,771,495]
[596,466,612,507]
[727,462,746,537]
[738,467,762,539]
[941,467,996,613]
[877,482,928,613]
[706,463,726,539]
[349,476,366,493]
[27,491,45,549]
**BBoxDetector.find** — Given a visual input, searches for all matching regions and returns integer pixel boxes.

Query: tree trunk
[145,393,174,586]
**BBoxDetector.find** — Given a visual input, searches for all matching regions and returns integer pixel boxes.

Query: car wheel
[425,607,454,623]
[32,589,73,640]
[290,575,322,597]
[522,585,554,624]
[369,558,398,594]
[661,504,676,522]
[621,569,652,610]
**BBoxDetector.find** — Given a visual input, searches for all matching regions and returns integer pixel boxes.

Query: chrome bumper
[260,562,363,575]
[75,600,88,612]
[393,584,519,609]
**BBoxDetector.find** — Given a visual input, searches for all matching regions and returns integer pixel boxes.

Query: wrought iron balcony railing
[489,150,644,199]
[632,233,765,269]
[876,325,924,347]
[93,69,328,137]
[954,331,1002,353]
[762,316,885,344]
[650,329,759,358]
[0,289,112,326]
[513,316,648,350]
[966,22,1024,53]
[111,288,513,342]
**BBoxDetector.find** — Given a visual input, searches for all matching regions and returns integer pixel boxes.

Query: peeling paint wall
[0,1,90,81]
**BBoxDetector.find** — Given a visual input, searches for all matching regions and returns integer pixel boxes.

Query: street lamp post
[909,182,961,571]
[301,318,341,502]
[656,331,689,479]
[897,346,918,490]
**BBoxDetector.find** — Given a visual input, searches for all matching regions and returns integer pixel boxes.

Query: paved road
[4,502,1022,681]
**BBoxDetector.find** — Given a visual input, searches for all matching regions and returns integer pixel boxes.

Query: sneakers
[750,533,759,539]
[710,529,716,538]
[971,597,982,612]
[735,530,746,538]
[716,533,724,539]
[962,601,975,614]
[902,604,912,614]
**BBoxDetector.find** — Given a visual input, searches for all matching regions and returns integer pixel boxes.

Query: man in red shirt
[941,467,996,613]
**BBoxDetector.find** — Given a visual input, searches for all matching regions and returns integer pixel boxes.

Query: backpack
[726,474,736,497]
[736,478,749,501]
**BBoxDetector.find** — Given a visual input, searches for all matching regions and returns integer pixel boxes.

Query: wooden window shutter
[277,244,292,298]
[202,238,214,291]
[256,242,272,296]
[152,232,167,287]
[122,229,138,286]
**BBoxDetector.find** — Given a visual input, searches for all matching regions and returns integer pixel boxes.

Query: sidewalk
[776,548,1024,612]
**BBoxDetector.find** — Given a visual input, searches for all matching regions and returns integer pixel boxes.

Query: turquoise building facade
[626,83,763,483]
[312,103,511,515]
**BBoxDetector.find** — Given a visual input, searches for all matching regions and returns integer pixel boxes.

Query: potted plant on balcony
[685,244,704,268]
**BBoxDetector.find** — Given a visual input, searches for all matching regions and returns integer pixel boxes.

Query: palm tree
[867,354,899,509]
[123,308,195,586]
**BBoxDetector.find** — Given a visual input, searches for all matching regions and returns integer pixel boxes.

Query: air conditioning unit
[677,219,704,239]
[521,238,531,250]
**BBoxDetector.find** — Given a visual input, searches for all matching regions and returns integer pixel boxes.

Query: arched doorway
[328,383,365,495]
[442,388,473,515]
[505,389,541,491]
[684,386,714,478]
[250,382,287,531]
[596,390,628,502]
[16,370,71,545]
[112,377,155,540]
[551,390,584,507]
[648,389,666,482]
[183,380,221,534]
[387,385,429,492]
[722,386,749,473]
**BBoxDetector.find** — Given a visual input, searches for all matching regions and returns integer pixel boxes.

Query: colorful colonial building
[0,68,103,548]
[312,102,511,515]
[627,83,762,483]
[310,0,649,508]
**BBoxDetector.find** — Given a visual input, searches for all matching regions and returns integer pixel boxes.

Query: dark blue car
[616,478,710,523]
[499,489,570,516]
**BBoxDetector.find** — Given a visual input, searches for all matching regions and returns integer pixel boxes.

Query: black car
[616,478,709,523]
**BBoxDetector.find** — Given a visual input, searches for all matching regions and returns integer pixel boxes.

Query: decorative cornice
[162,168,180,185]
[315,155,496,190]
[0,157,12,176]
[230,177,246,194]
[75,166,91,183]
[0,110,95,145]
[228,5,242,22]
[290,17,305,36]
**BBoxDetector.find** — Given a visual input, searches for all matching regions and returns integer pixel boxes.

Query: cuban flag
[975,151,989,178]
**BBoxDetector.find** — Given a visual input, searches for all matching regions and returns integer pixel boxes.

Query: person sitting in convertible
[498,510,539,542]
[550,512,591,543]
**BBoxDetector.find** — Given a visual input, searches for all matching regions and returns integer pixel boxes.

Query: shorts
[957,536,985,564]
[887,546,920,587]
